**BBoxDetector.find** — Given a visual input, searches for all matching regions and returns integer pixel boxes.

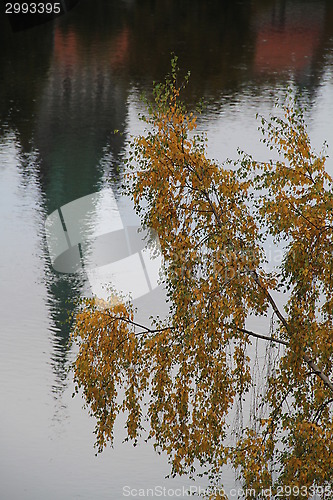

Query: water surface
[1,1,333,498]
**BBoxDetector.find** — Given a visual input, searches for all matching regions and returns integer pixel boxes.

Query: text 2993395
[4,0,81,31]
[5,2,61,15]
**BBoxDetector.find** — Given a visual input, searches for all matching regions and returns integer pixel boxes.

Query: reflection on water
[253,2,324,73]
[1,0,333,498]
[37,24,128,213]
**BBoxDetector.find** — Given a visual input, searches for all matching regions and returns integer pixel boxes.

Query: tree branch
[180,171,333,395]
[237,327,288,347]
[249,269,333,394]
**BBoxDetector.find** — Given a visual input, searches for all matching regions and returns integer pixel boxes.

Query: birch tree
[72,60,333,498]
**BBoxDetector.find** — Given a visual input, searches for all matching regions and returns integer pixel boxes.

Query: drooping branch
[181,165,333,394]
[250,269,333,394]
[184,163,333,394]
[312,398,333,423]
[186,165,333,395]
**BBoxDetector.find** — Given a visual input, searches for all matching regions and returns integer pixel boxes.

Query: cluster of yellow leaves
[72,300,145,451]
[72,60,333,497]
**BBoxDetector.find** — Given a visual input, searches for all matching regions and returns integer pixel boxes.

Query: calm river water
[1,1,333,499]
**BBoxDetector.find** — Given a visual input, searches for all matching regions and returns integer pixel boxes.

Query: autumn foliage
[72,60,333,498]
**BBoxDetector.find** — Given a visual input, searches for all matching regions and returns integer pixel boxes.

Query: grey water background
[1,0,333,498]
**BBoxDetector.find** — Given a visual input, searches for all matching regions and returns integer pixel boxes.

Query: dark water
[1,1,333,499]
